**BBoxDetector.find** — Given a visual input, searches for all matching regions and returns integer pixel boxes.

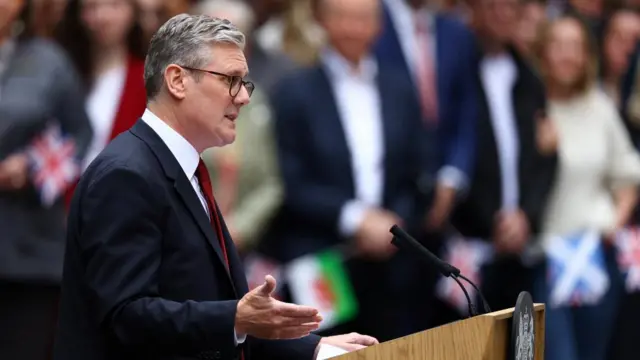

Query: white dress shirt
[479,54,520,210]
[321,49,385,237]
[141,109,246,344]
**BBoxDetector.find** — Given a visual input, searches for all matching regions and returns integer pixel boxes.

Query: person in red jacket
[56,0,147,207]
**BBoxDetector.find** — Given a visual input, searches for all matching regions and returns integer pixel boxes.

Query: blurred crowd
[2,0,640,359]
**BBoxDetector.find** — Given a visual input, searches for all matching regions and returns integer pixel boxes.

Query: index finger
[275,301,320,318]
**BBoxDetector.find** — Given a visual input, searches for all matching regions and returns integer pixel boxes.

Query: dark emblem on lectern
[510,291,535,360]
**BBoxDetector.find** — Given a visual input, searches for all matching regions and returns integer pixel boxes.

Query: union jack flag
[545,230,609,308]
[436,236,493,314]
[27,123,79,207]
[614,227,640,292]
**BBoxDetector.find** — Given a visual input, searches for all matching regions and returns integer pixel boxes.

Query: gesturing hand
[235,275,322,339]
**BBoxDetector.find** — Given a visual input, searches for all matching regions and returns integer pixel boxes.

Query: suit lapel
[314,67,354,181]
[130,121,236,290]
[377,71,399,175]
[216,201,247,295]
[173,176,234,278]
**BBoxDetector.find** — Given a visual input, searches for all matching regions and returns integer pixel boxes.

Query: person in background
[138,0,167,45]
[162,0,191,18]
[564,0,619,42]
[374,0,478,235]
[194,0,285,255]
[32,0,69,38]
[55,0,147,207]
[451,0,558,314]
[0,0,93,359]
[196,0,296,93]
[266,0,433,341]
[601,7,640,108]
[514,0,547,58]
[534,15,640,360]
[251,0,324,66]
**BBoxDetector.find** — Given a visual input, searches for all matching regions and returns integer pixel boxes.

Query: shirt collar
[141,108,200,180]
[321,47,378,82]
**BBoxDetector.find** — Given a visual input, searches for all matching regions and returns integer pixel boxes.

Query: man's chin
[220,133,236,147]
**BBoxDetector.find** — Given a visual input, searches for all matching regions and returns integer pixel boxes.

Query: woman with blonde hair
[534,14,640,360]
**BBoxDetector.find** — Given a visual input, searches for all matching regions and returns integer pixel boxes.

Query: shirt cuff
[338,200,368,237]
[437,165,468,191]
[234,329,247,345]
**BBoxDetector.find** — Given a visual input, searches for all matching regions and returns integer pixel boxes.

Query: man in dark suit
[450,0,557,314]
[373,0,478,232]
[263,0,434,341]
[53,14,377,360]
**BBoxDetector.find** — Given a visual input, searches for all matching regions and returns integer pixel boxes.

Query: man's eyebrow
[227,69,249,77]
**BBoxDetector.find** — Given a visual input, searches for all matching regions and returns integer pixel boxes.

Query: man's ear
[164,64,188,100]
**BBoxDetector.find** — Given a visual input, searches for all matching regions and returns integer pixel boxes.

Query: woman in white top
[534,15,640,360]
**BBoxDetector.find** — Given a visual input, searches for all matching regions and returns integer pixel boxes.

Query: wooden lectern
[331,303,545,360]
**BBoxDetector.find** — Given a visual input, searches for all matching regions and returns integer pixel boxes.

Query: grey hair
[194,0,256,35]
[144,14,246,100]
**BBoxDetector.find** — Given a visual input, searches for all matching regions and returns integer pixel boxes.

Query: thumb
[255,274,277,296]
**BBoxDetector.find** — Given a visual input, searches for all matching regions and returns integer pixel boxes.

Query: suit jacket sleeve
[79,163,239,354]
[439,28,478,190]
[520,82,558,235]
[250,334,322,360]
[271,79,353,231]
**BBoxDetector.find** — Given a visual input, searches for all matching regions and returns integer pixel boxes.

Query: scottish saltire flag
[284,249,358,331]
[436,236,493,314]
[614,227,640,292]
[243,253,284,300]
[545,230,609,308]
[27,123,79,207]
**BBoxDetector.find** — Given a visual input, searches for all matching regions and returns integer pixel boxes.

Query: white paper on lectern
[315,344,349,359]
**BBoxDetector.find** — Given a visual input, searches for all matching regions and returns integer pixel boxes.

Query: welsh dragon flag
[284,249,358,331]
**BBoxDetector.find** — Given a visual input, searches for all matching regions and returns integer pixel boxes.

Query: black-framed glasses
[181,66,255,98]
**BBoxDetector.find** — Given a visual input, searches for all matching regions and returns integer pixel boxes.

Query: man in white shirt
[267,0,433,341]
[450,0,558,314]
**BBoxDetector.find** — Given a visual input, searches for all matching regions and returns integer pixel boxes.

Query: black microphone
[390,225,459,277]
[389,225,491,317]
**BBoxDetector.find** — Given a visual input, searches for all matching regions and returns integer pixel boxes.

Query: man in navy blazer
[53,14,376,360]
[263,0,434,341]
[374,0,478,231]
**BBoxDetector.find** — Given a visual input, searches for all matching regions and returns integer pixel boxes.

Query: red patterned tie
[195,160,230,267]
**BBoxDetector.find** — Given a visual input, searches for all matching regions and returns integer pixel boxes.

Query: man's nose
[233,85,251,107]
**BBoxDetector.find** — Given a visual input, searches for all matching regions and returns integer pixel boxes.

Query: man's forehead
[208,44,249,76]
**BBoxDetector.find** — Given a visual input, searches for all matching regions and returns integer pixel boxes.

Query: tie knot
[196,159,211,187]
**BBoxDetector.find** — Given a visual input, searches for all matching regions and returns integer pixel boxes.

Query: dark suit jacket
[451,48,558,239]
[53,120,320,360]
[0,38,92,283]
[374,8,478,184]
[261,61,432,262]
